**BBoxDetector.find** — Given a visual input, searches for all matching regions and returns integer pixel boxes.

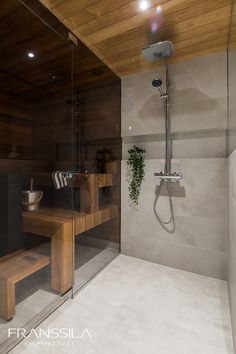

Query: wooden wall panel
[0,92,32,160]
[78,79,121,167]
[32,93,73,165]
[0,0,121,179]
[77,79,121,242]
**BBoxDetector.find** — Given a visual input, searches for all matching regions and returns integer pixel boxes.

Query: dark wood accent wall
[0,92,32,160]
[78,79,122,168]
[77,79,121,243]
[32,93,73,168]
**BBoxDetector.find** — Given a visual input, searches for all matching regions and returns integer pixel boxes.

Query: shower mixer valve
[154,171,183,181]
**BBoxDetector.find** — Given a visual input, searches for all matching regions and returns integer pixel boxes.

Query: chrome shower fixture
[154,172,183,181]
[152,78,166,98]
[142,40,175,62]
[143,40,183,181]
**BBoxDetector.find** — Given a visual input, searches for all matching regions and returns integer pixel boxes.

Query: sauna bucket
[22,190,43,211]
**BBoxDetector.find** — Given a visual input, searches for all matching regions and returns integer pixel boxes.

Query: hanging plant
[127,145,145,210]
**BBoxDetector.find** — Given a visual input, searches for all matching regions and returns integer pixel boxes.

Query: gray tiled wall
[227,48,236,350]
[228,150,236,348]
[121,52,228,279]
[121,159,226,279]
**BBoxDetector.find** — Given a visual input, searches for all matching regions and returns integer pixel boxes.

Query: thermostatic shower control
[154,172,183,181]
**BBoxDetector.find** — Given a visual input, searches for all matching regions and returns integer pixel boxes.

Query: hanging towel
[52,171,68,190]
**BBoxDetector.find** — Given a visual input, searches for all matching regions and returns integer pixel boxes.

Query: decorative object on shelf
[93,148,112,174]
[8,144,20,159]
[22,177,43,211]
[127,145,145,210]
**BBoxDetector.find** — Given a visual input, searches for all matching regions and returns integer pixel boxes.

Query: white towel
[52,171,68,190]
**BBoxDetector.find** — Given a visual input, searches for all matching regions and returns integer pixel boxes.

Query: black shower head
[152,78,162,87]
[152,78,165,97]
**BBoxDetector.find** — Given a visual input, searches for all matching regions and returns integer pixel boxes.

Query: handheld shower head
[152,78,162,87]
[152,78,164,96]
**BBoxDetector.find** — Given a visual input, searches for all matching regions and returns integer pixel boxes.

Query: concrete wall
[121,52,228,279]
[228,48,236,349]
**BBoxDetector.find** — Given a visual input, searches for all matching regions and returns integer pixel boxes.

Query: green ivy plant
[127,145,145,210]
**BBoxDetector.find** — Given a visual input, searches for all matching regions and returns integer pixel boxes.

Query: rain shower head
[142,41,175,62]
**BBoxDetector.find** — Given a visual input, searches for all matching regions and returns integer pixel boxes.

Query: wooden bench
[22,205,118,295]
[0,248,50,321]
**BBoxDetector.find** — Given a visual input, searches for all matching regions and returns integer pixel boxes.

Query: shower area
[0,0,121,351]
[121,36,228,279]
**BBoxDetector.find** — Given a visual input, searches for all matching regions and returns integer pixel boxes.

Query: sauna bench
[22,205,118,294]
[0,248,50,321]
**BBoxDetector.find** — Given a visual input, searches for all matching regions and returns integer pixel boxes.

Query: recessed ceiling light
[139,1,151,11]
[27,52,35,59]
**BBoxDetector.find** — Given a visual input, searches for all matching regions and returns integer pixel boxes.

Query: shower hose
[153,179,175,233]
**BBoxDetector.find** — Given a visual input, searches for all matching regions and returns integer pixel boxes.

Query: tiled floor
[9,255,234,354]
[0,244,117,346]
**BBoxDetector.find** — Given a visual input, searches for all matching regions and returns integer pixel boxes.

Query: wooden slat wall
[77,79,121,243]
[0,0,119,101]
[0,1,122,177]
[32,92,73,165]
[40,0,233,76]
[79,79,122,166]
[0,92,32,160]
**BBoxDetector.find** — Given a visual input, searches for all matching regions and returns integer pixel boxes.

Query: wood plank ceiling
[0,0,118,101]
[229,0,236,47]
[39,0,233,76]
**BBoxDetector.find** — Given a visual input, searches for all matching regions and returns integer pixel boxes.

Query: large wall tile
[122,232,226,280]
[122,53,227,280]
[124,133,227,159]
[122,158,227,279]
[122,52,227,148]
[228,48,236,155]
[228,231,236,347]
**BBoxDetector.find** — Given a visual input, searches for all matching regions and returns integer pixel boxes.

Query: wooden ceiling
[39,0,233,76]
[229,0,236,48]
[0,0,118,101]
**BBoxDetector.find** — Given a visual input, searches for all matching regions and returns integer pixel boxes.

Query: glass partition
[71,41,121,293]
[0,0,74,349]
[0,0,121,350]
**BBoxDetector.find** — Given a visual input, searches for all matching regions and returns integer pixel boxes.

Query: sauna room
[2,0,236,353]
[0,0,121,348]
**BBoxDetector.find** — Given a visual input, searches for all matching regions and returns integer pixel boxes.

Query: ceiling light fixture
[156,5,162,14]
[27,52,35,59]
[139,1,151,11]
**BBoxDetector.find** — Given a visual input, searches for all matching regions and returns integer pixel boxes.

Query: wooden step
[0,248,50,283]
[0,248,50,320]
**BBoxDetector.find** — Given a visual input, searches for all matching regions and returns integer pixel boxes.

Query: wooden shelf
[70,173,116,188]
[98,173,114,187]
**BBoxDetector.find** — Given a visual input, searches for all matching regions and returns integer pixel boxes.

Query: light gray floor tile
[10,255,234,354]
